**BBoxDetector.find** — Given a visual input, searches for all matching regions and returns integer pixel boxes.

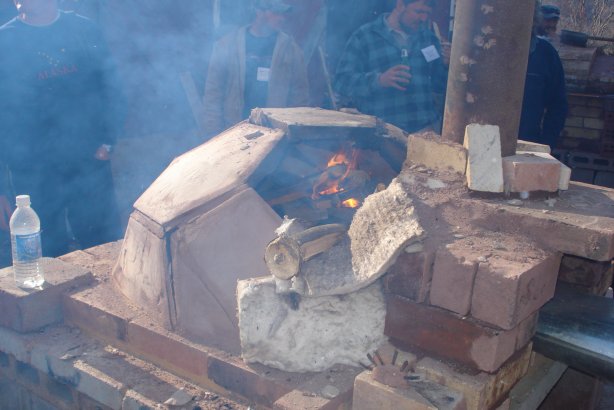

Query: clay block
[171,187,281,355]
[471,251,561,329]
[430,246,478,316]
[517,151,570,191]
[382,251,435,303]
[464,124,504,193]
[407,132,468,174]
[0,258,93,332]
[353,371,465,410]
[416,344,532,410]
[385,295,530,373]
[502,153,561,193]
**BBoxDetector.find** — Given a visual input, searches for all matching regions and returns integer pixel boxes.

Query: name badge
[421,45,440,62]
[257,67,271,82]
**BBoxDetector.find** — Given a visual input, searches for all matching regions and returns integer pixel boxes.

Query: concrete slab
[250,107,377,141]
[474,182,614,261]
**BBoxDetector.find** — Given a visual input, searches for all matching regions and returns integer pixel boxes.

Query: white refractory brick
[464,124,504,192]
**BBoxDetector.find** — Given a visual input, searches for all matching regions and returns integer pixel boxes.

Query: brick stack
[352,133,567,410]
[379,242,559,409]
[556,94,614,188]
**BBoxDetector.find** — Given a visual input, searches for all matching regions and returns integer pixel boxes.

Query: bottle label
[14,232,42,263]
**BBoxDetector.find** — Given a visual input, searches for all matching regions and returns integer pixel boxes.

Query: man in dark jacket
[0,0,123,257]
[519,6,568,149]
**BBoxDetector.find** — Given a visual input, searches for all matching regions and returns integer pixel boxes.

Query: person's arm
[202,39,229,139]
[541,50,568,147]
[334,32,382,103]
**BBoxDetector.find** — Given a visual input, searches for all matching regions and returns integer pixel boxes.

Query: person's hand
[378,65,412,91]
[94,145,112,161]
[0,195,13,232]
[441,41,451,66]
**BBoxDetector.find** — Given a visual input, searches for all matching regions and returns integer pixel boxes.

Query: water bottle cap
[16,195,31,207]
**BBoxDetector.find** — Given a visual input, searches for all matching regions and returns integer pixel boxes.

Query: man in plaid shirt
[335,0,448,133]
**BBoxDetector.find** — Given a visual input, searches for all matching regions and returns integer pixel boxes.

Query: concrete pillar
[442,0,535,157]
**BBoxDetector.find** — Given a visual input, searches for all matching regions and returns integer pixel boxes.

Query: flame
[327,152,349,168]
[341,198,360,208]
[316,148,359,197]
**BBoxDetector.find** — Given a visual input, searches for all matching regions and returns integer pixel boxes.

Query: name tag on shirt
[257,67,271,82]
[421,45,440,62]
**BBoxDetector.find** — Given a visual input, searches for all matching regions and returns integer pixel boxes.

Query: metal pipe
[441,0,535,157]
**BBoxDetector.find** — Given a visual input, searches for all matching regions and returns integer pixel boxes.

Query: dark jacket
[519,37,568,148]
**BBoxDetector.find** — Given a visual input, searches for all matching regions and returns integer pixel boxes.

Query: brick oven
[112,107,404,354]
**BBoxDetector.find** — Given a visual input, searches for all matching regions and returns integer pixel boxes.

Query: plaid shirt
[334,14,448,132]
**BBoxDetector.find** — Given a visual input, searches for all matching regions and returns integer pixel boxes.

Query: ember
[341,198,360,208]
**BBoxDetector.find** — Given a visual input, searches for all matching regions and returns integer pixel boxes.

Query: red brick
[470,252,561,329]
[0,258,93,332]
[126,318,210,384]
[207,354,292,406]
[430,247,478,315]
[62,291,131,343]
[502,154,561,193]
[385,295,522,373]
[515,313,538,351]
[382,251,435,303]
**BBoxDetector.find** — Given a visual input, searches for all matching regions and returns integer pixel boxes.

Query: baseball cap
[253,0,292,13]
[541,5,560,20]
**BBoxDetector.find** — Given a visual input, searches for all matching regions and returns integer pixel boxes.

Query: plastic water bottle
[10,195,44,288]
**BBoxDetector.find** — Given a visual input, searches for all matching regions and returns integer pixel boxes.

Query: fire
[315,148,359,197]
[327,151,350,168]
[341,198,360,208]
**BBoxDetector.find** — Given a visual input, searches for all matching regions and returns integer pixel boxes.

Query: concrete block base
[237,277,387,373]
